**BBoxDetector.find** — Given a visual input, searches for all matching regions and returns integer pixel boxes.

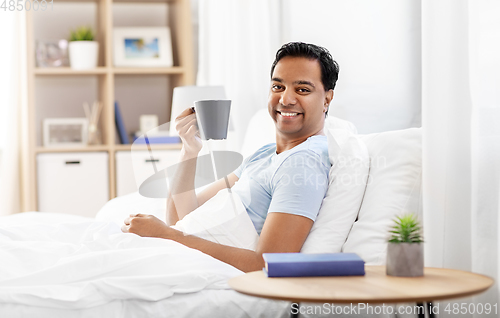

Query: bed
[0,112,422,318]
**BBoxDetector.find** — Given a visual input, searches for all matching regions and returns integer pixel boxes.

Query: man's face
[268,56,332,140]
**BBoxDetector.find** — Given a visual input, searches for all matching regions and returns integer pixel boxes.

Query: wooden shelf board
[34,67,185,75]
[50,0,100,3]
[36,146,110,153]
[113,143,182,151]
[34,67,108,75]
[113,67,184,75]
[113,0,177,3]
[39,0,177,3]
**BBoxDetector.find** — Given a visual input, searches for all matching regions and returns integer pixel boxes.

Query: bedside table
[229,266,494,318]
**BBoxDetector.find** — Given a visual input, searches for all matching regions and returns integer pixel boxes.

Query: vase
[386,242,424,277]
[87,123,102,145]
[69,41,98,70]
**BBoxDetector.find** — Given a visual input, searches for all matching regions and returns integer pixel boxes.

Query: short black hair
[270,42,340,92]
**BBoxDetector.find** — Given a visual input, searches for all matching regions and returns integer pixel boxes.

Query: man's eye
[298,88,310,93]
[272,84,283,90]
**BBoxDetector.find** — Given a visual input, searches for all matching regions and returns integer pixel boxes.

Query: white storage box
[115,150,181,197]
[37,152,109,217]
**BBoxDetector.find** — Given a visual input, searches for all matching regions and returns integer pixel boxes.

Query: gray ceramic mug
[194,100,231,140]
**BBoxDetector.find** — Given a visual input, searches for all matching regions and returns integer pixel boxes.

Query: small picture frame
[43,118,88,147]
[113,27,173,67]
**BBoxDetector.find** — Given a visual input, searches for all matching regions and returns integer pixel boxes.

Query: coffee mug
[194,100,231,140]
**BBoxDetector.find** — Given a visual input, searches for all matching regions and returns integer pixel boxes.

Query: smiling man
[122,42,340,273]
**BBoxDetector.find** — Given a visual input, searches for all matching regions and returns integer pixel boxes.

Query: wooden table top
[228,266,494,304]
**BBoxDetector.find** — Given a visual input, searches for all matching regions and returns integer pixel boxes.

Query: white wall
[0,150,2,186]
[194,0,422,136]
[281,0,421,133]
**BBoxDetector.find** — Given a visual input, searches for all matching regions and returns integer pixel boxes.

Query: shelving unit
[22,0,193,212]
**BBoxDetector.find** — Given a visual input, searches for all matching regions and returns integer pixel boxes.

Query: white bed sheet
[0,212,243,309]
[0,289,291,318]
[0,213,394,318]
[0,286,397,318]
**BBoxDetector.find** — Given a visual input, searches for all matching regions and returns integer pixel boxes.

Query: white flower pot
[69,41,99,70]
[386,242,424,277]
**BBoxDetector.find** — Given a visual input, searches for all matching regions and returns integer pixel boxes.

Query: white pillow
[172,189,259,251]
[324,114,358,134]
[341,128,422,265]
[96,190,259,251]
[301,128,369,253]
[95,192,167,225]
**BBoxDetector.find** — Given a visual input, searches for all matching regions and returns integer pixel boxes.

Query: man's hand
[176,107,202,158]
[122,214,171,238]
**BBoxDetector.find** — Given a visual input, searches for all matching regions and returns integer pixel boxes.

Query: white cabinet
[37,152,109,217]
[115,150,181,197]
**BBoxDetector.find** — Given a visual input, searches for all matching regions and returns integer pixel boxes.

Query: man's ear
[324,90,334,112]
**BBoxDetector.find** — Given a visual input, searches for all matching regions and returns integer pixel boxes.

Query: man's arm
[124,151,325,272]
[167,173,239,225]
[166,107,238,226]
[122,212,313,272]
[166,108,200,225]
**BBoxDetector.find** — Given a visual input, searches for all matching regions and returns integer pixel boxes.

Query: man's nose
[279,88,297,106]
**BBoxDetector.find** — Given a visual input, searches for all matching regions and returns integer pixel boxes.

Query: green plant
[69,26,94,41]
[388,213,423,243]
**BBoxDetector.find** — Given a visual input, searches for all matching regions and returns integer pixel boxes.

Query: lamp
[169,86,226,136]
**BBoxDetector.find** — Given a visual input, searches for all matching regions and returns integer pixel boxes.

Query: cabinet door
[115,150,181,197]
[37,152,109,218]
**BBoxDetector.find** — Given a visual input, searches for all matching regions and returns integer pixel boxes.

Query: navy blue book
[262,253,365,278]
[115,101,129,144]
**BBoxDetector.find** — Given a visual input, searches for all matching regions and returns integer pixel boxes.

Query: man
[122,42,340,273]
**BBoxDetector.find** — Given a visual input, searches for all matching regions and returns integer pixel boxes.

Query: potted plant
[386,213,424,277]
[68,26,98,70]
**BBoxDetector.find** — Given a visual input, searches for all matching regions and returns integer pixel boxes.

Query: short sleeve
[232,143,275,178]
[232,157,247,178]
[268,151,329,221]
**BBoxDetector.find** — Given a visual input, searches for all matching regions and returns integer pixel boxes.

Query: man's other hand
[122,214,170,238]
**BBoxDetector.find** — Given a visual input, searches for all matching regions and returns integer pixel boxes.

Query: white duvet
[0,207,246,309]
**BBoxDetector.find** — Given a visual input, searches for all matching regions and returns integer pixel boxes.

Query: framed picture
[43,118,88,147]
[113,27,173,67]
